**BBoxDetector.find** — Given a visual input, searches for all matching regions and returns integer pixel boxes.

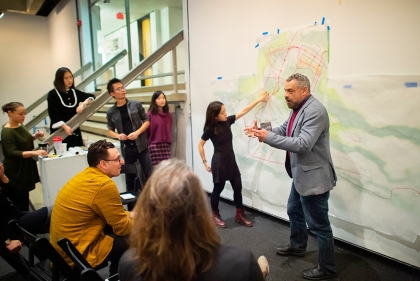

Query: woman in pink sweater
[146,91,173,166]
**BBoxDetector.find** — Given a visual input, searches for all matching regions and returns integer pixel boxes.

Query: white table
[39,153,126,206]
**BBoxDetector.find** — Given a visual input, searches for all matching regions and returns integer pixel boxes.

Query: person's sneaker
[276,244,305,257]
[257,256,269,279]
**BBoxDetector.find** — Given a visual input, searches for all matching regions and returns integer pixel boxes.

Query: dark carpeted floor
[215,197,420,281]
[1,197,419,281]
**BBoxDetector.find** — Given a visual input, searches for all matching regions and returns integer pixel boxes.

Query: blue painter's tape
[217,77,222,80]
[262,31,268,35]
[327,26,330,30]
[322,17,325,25]
[405,82,418,88]
[277,28,280,34]
[344,85,352,89]
[255,44,259,48]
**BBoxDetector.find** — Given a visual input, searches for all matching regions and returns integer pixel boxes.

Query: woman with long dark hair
[47,67,95,148]
[146,90,172,166]
[118,159,268,281]
[1,102,48,210]
[198,92,267,228]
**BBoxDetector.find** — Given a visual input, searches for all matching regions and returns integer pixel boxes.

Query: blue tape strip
[344,85,352,89]
[322,17,325,25]
[217,77,222,80]
[262,31,268,35]
[44,118,47,125]
[327,26,330,30]
[277,28,280,34]
[255,44,259,48]
[405,82,418,88]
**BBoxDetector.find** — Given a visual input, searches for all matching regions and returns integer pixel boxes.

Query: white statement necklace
[54,88,77,108]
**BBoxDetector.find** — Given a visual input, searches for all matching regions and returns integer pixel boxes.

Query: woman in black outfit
[198,91,267,228]
[47,67,95,148]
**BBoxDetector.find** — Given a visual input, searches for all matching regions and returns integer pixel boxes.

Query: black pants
[210,175,243,211]
[18,206,50,234]
[103,232,129,277]
[123,145,153,192]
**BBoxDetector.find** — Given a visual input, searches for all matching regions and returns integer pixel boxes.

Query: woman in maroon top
[198,92,267,228]
[146,91,172,166]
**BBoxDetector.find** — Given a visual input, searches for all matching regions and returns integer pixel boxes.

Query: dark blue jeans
[287,182,336,273]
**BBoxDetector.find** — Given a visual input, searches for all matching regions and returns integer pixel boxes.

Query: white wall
[185,0,420,267]
[48,0,81,80]
[0,0,82,129]
[0,12,52,127]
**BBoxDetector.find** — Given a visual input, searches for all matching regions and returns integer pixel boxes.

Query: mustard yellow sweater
[50,166,132,267]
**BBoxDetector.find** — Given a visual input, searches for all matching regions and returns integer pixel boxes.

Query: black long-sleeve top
[47,88,95,131]
[47,88,95,147]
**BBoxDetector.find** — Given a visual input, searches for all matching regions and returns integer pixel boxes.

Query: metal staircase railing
[24,62,91,115]
[41,29,184,152]
[24,50,127,131]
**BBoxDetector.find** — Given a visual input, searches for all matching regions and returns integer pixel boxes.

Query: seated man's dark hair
[87,140,115,167]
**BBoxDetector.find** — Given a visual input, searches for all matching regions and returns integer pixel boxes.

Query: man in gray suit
[247,73,337,280]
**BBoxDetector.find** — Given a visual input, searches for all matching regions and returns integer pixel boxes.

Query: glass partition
[88,0,183,90]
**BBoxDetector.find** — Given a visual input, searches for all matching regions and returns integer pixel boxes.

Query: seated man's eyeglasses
[103,156,123,162]
[114,86,125,92]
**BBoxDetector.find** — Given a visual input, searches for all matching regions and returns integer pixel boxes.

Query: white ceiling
[94,0,182,36]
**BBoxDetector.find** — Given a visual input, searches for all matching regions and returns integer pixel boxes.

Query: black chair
[8,220,79,281]
[119,190,139,206]
[57,238,117,281]
[120,163,140,211]
[0,244,32,280]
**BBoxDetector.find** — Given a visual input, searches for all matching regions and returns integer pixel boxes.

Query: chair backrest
[80,268,105,281]
[57,238,92,270]
[57,238,106,281]
[8,220,79,281]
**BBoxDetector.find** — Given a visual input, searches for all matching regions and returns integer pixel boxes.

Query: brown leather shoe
[235,208,253,227]
[212,210,227,228]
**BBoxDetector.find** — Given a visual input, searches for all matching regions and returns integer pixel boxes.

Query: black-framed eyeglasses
[103,156,123,162]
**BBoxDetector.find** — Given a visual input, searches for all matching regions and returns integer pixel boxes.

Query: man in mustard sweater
[50,140,133,277]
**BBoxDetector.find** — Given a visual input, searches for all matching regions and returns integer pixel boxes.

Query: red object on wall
[116,13,124,20]
[77,20,82,27]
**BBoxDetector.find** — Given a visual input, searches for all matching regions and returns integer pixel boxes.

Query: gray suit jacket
[265,95,337,196]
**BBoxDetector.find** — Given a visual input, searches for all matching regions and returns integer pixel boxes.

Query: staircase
[81,83,187,138]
